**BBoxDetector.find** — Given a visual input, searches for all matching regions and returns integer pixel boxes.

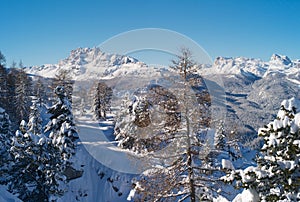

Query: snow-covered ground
[60,112,137,202]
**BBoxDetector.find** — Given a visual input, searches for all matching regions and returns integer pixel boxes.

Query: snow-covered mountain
[26,47,162,80]
[204,53,300,79]
[25,48,300,134]
[208,56,268,78]
[25,47,300,83]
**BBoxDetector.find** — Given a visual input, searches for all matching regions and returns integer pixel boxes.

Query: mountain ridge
[24,47,300,135]
[25,47,300,81]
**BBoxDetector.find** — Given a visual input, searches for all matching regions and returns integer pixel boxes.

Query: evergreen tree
[214,120,226,151]
[14,69,32,122]
[92,81,112,120]
[0,51,6,66]
[45,86,78,164]
[114,85,181,153]
[18,60,24,69]
[0,106,12,184]
[52,69,73,102]
[33,77,47,106]
[223,97,300,201]
[27,97,43,135]
[11,61,17,69]
[9,119,66,202]
[5,69,18,124]
[0,64,8,108]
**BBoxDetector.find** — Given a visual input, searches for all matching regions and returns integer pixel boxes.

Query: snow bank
[232,189,259,202]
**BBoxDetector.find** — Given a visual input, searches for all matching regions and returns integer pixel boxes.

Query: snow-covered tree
[45,86,78,164]
[0,64,8,108]
[128,48,222,201]
[18,60,23,69]
[27,97,43,135]
[92,81,112,120]
[10,61,17,69]
[214,120,226,151]
[14,69,32,122]
[0,107,12,184]
[52,69,73,102]
[114,85,180,153]
[33,77,47,106]
[0,51,6,66]
[9,118,66,202]
[222,97,300,201]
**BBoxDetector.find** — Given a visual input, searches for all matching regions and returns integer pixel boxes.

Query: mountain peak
[57,47,139,69]
[270,54,292,66]
[211,56,267,78]
[25,47,147,80]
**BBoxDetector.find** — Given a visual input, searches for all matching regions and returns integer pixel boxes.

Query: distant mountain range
[25,47,300,137]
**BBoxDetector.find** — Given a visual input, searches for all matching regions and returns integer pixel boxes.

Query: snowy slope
[59,111,136,202]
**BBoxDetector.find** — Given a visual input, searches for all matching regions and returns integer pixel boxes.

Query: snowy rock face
[211,56,267,78]
[25,47,145,80]
[207,54,299,80]
[58,47,138,68]
[269,53,292,67]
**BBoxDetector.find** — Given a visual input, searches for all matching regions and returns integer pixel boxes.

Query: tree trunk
[186,114,196,202]
[185,80,196,202]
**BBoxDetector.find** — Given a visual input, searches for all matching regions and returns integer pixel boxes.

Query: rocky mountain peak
[270,54,292,66]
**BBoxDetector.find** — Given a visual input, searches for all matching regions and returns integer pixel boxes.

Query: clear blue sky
[1,0,300,66]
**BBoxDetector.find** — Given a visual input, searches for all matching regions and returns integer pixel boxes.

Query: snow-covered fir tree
[214,120,226,151]
[92,81,113,120]
[52,69,73,102]
[33,77,47,106]
[45,86,78,164]
[222,97,300,201]
[0,106,12,184]
[14,69,32,122]
[9,117,66,202]
[0,64,9,108]
[0,51,5,66]
[27,97,43,135]
[114,85,180,153]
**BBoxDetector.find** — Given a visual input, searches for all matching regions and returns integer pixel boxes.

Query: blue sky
[1,0,300,66]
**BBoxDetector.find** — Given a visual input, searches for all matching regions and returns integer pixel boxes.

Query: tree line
[0,51,79,201]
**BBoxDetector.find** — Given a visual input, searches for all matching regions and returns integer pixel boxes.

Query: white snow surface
[222,159,235,170]
[58,112,136,202]
[213,189,260,202]
[232,189,259,202]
